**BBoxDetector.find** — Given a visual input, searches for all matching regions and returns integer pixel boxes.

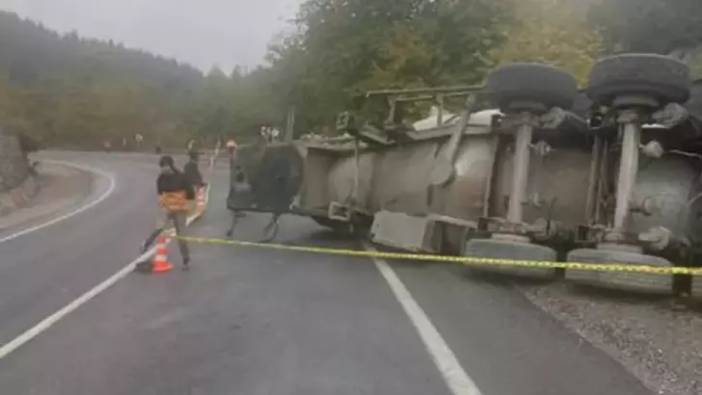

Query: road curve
[0,152,651,395]
[0,152,163,347]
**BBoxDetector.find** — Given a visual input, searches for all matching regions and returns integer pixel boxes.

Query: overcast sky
[0,0,301,72]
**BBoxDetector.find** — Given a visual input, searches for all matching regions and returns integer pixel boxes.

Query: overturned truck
[228,54,702,296]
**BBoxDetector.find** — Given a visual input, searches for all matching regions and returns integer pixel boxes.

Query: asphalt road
[0,152,652,395]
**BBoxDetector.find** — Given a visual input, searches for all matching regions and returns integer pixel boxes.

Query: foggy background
[0,0,301,71]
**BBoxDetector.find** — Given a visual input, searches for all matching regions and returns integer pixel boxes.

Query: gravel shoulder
[0,161,94,233]
[519,281,702,395]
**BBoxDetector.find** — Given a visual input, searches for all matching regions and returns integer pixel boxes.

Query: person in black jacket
[142,155,194,270]
[183,151,205,190]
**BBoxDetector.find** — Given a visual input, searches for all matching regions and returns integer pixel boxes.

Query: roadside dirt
[520,282,702,395]
[0,162,94,232]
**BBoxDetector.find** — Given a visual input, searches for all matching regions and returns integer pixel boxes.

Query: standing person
[134,133,144,150]
[259,126,271,143]
[226,138,238,158]
[184,151,205,213]
[226,165,251,237]
[143,156,195,270]
[187,138,198,155]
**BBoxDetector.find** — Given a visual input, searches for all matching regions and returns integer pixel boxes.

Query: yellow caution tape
[176,236,702,276]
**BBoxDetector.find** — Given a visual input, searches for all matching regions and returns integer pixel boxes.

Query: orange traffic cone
[152,235,174,273]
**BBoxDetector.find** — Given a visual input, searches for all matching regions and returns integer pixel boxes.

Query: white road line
[0,157,214,359]
[365,242,482,395]
[0,160,116,244]
[0,246,156,359]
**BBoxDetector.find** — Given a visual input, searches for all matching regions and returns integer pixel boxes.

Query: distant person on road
[226,138,238,158]
[143,155,195,270]
[187,138,198,155]
[226,165,251,237]
[259,126,270,143]
[134,133,144,150]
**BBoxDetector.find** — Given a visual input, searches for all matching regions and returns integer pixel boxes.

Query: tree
[0,11,205,149]
[590,0,702,55]
[492,0,603,85]
[265,0,510,132]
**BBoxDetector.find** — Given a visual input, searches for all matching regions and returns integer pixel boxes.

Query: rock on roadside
[0,128,37,215]
[0,176,39,216]
[0,162,94,232]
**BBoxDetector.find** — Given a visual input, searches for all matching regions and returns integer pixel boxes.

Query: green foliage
[266,0,510,131]
[690,54,702,81]
[492,0,603,85]
[10,0,687,145]
[0,12,284,148]
[0,11,206,148]
[590,0,702,54]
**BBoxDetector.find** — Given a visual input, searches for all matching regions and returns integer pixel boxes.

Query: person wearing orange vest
[142,155,195,270]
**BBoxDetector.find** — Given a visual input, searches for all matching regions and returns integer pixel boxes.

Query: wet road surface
[0,152,651,395]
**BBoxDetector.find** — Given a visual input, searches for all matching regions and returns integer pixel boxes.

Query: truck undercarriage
[227,54,702,296]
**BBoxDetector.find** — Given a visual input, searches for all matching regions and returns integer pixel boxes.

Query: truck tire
[587,54,690,106]
[566,248,673,295]
[684,79,702,119]
[692,275,702,299]
[487,63,578,112]
[464,238,558,279]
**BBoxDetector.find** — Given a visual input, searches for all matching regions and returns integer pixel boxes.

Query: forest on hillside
[1,0,702,149]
